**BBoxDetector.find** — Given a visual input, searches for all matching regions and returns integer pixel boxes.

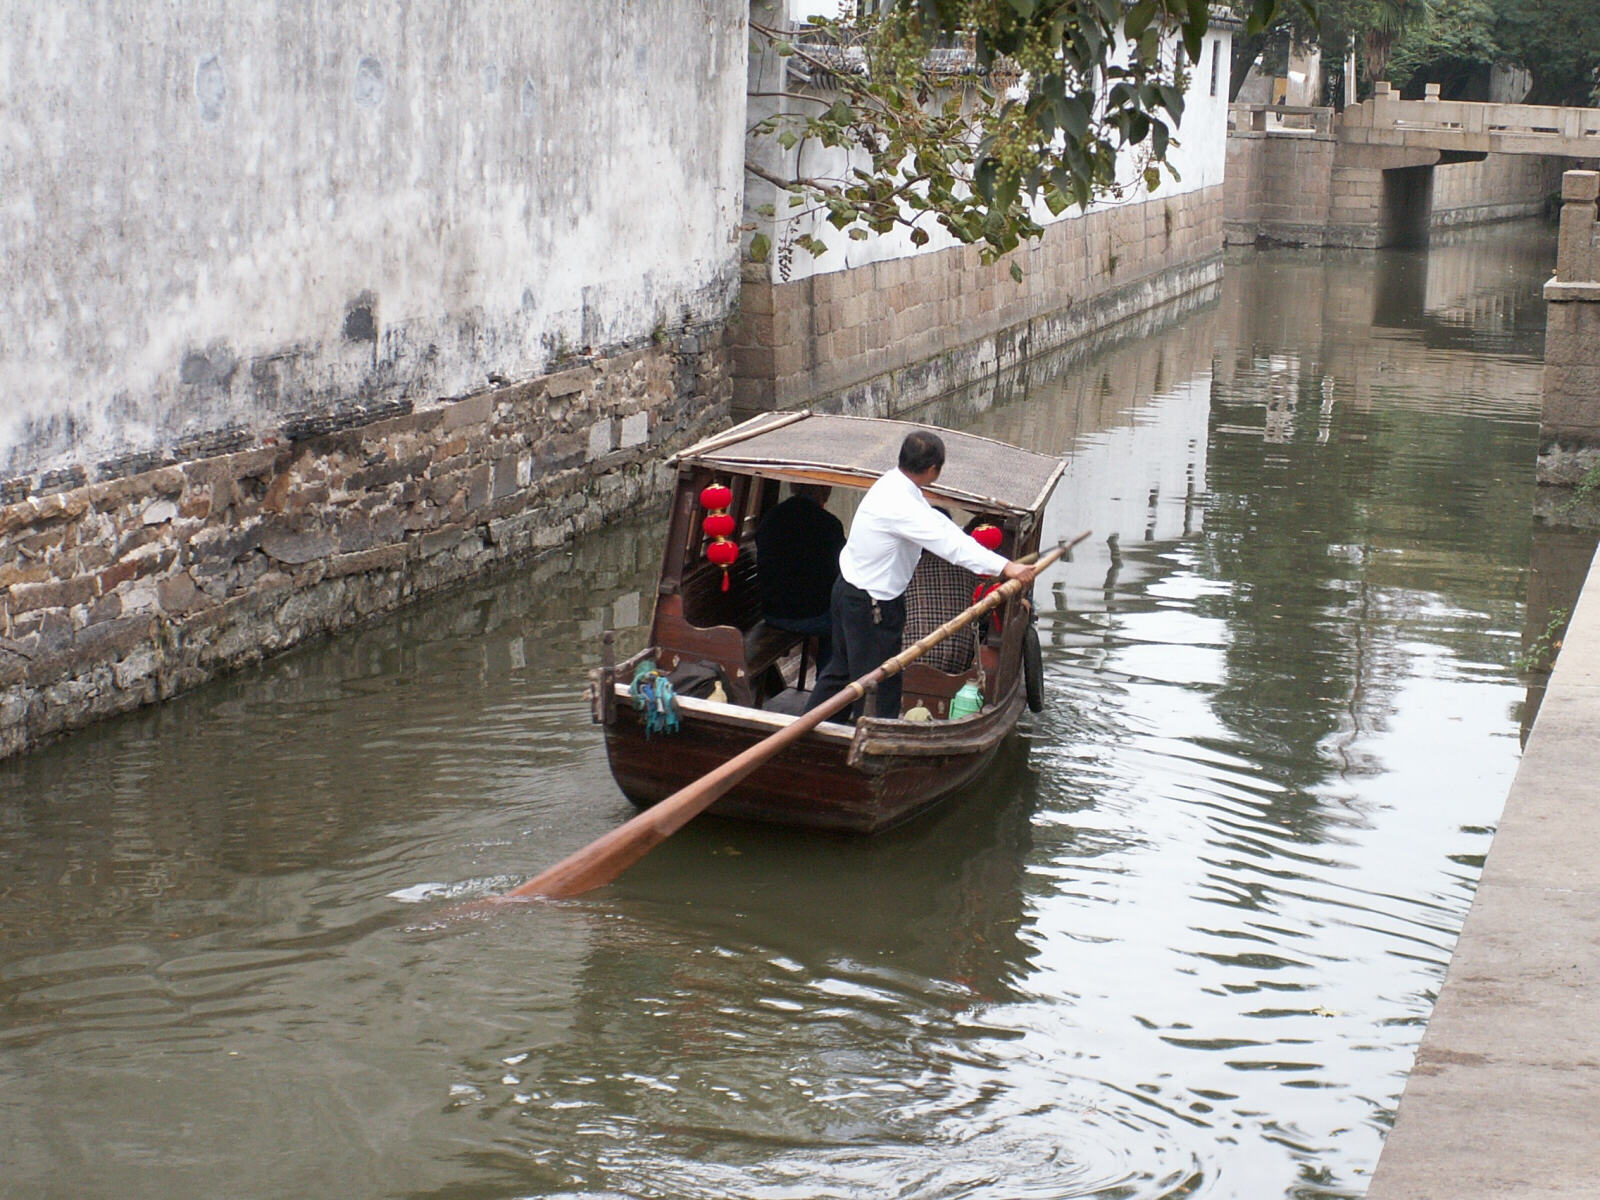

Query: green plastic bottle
[948,681,984,720]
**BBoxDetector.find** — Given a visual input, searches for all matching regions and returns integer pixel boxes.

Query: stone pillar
[1538,170,1600,512]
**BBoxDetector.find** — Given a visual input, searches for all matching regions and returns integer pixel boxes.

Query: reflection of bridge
[1226,83,1600,248]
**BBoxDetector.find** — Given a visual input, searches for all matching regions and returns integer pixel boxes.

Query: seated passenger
[901,549,979,673]
[754,483,845,672]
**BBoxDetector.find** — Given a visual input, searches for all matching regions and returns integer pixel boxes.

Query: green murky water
[0,221,1554,1199]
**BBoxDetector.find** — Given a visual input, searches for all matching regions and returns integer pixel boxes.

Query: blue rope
[630,660,680,738]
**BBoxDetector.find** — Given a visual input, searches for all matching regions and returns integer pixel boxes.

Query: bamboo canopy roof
[671,412,1064,517]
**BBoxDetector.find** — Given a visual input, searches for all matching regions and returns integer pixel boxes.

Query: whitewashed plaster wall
[1,0,748,479]
[747,6,1233,281]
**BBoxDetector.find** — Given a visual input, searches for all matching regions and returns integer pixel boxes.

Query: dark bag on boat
[667,658,728,700]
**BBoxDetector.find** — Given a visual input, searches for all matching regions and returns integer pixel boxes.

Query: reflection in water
[0,220,1553,1199]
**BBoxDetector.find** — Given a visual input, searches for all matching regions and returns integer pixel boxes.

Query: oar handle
[497,531,1091,900]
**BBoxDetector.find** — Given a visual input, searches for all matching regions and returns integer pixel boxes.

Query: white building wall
[1,1,748,478]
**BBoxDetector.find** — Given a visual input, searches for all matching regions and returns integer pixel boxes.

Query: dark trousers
[765,611,832,681]
[802,577,905,721]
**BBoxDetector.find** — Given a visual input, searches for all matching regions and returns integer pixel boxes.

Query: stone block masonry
[0,340,731,761]
[729,185,1226,418]
[1538,170,1600,497]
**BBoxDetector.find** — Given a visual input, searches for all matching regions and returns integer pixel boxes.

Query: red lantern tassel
[721,571,731,592]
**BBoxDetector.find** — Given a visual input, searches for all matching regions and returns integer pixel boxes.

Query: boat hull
[602,682,1024,833]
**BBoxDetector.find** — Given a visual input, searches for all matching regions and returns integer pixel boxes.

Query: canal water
[0,220,1554,1199]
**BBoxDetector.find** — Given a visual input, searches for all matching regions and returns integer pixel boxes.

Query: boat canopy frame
[670,412,1065,519]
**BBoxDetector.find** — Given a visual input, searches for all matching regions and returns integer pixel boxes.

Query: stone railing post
[1538,170,1600,505]
[1555,170,1600,283]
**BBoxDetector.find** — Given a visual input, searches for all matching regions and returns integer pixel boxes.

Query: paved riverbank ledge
[0,342,730,760]
[1366,540,1600,1197]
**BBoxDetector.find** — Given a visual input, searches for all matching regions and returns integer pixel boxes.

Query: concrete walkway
[1366,542,1600,1198]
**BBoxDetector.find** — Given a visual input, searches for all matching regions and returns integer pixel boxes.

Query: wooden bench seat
[653,547,811,705]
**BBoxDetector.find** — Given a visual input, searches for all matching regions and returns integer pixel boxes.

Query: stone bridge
[1345,82,1600,160]
[1227,84,1600,248]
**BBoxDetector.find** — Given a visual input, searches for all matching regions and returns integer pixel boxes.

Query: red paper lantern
[970,523,1004,551]
[699,480,738,590]
[706,537,739,590]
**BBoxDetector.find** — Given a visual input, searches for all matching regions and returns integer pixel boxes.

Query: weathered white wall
[746,10,1232,281]
[1,0,747,479]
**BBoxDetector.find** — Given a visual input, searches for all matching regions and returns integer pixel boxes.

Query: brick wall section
[0,338,730,759]
[1225,126,1336,245]
[1433,155,1565,226]
[1539,171,1600,497]
[729,185,1225,417]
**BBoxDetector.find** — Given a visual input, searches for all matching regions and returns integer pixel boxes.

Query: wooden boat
[589,412,1066,833]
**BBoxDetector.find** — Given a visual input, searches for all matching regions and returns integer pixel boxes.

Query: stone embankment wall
[1538,170,1600,506]
[1433,155,1565,226]
[1223,108,1337,246]
[0,347,729,760]
[0,2,745,758]
[732,186,1225,416]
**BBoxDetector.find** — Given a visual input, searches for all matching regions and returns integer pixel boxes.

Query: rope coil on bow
[630,660,680,738]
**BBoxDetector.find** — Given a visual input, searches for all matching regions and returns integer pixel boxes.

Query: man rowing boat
[802,430,1038,722]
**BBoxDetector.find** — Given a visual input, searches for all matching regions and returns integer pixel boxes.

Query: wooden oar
[498,530,1091,901]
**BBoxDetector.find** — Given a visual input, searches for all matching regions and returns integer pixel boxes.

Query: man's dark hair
[898,430,946,475]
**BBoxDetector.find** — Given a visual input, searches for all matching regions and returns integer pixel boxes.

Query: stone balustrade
[1227,104,1334,137]
[1538,170,1600,501]
[1342,81,1600,155]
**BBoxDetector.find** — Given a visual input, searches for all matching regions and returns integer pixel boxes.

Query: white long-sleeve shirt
[838,469,1009,601]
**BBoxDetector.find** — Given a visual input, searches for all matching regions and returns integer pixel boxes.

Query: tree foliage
[1227,0,1426,103]
[1494,0,1600,105]
[1387,0,1498,96]
[1233,0,1600,107]
[747,0,1289,276]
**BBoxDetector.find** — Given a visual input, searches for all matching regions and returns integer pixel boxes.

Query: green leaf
[910,227,930,246]
[848,227,868,240]
[974,157,999,204]
[1246,0,1279,35]
[1009,260,1024,283]
[1055,94,1089,140]
[1151,118,1169,160]
[1125,0,1156,39]
[749,233,770,263]
[1144,165,1162,192]
[778,130,798,151]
